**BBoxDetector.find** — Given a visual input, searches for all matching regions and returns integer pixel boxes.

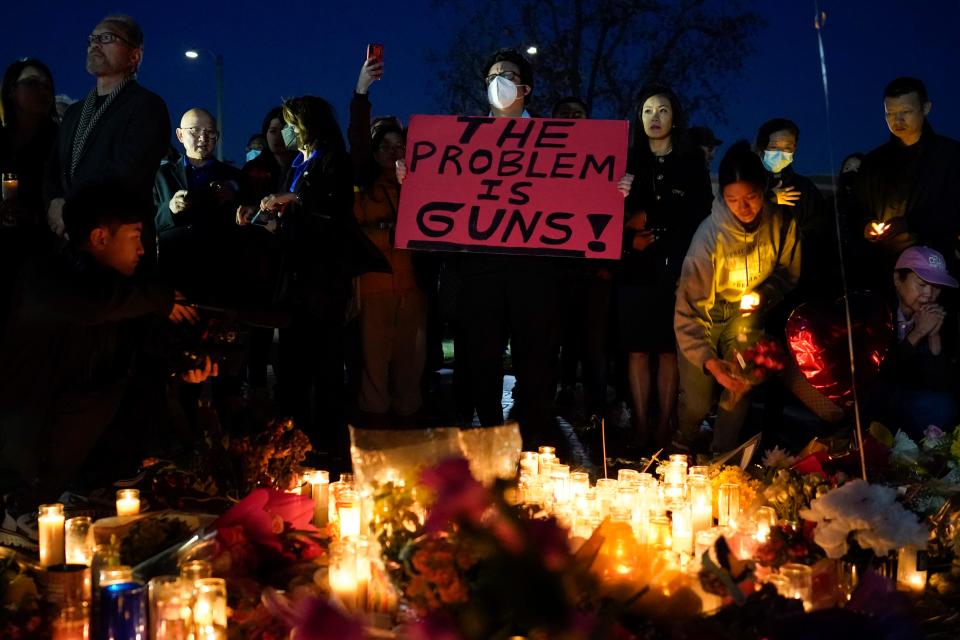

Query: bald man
[153,107,244,300]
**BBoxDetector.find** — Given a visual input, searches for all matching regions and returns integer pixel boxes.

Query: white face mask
[762,149,794,174]
[487,75,522,110]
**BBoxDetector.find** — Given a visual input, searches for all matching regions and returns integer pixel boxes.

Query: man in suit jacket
[43,14,170,261]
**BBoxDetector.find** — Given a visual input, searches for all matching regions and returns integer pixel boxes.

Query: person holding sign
[617,85,713,450]
[674,142,800,453]
[396,49,632,453]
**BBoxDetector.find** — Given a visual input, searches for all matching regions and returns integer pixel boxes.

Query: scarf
[69,78,132,177]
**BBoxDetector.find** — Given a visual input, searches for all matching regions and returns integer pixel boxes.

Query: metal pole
[215,53,224,161]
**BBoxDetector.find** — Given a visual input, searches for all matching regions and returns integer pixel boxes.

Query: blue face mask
[246,149,262,162]
[762,149,794,174]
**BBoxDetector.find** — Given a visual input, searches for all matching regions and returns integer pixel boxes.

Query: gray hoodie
[675,198,800,369]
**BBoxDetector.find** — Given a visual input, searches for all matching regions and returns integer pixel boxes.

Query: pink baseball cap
[895,246,959,288]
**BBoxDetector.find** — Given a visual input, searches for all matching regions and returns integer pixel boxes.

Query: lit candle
[740,292,760,313]
[1,173,17,202]
[51,604,89,640]
[755,506,776,543]
[354,538,371,612]
[65,516,94,566]
[519,451,539,477]
[688,475,713,535]
[328,540,358,610]
[116,489,140,517]
[180,559,213,582]
[149,576,192,640]
[672,503,694,556]
[780,563,813,610]
[192,578,227,639]
[98,566,146,640]
[337,489,362,539]
[717,483,740,527]
[306,470,330,528]
[870,220,890,236]
[538,446,557,475]
[896,545,927,592]
[550,463,571,505]
[648,515,672,550]
[39,503,65,567]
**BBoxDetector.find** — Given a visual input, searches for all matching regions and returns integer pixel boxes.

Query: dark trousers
[277,295,348,455]
[456,268,562,445]
[558,274,612,416]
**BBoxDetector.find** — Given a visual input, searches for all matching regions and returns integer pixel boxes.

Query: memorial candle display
[717,483,740,527]
[64,516,95,566]
[149,576,193,640]
[193,578,228,640]
[98,566,146,640]
[672,503,694,556]
[328,540,358,610]
[38,503,65,567]
[688,475,713,535]
[897,545,927,592]
[337,488,362,539]
[116,488,141,517]
[519,451,539,477]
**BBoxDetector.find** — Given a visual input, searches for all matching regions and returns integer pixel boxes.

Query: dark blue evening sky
[5,1,959,175]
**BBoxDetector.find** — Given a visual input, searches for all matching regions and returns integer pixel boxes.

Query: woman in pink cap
[868,245,959,435]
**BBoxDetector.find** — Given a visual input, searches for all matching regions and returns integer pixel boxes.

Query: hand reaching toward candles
[169,291,200,324]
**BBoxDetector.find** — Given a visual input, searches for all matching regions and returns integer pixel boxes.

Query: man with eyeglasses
[153,107,244,301]
[43,14,170,268]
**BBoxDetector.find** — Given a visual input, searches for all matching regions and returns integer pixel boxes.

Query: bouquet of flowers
[799,479,929,559]
[720,336,787,410]
[755,523,825,568]
[763,469,832,525]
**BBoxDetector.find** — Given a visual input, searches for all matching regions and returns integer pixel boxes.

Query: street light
[526,45,538,55]
[184,48,224,161]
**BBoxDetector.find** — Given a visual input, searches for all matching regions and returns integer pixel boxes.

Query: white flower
[800,480,929,558]
[762,446,798,470]
[890,431,920,466]
[921,425,947,450]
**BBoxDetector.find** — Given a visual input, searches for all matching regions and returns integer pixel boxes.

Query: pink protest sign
[395,115,628,259]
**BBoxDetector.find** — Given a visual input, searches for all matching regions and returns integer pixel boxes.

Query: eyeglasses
[87,31,136,47]
[485,70,521,85]
[182,127,219,139]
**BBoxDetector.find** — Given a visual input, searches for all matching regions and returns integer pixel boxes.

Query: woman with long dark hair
[238,96,386,465]
[617,84,713,448]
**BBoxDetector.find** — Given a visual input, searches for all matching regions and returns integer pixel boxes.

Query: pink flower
[213,488,317,554]
[420,458,492,533]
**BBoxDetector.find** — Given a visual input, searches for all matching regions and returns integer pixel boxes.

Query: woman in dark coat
[238,96,387,463]
[618,84,714,448]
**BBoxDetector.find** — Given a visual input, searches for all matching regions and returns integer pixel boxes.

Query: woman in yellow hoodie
[674,141,801,452]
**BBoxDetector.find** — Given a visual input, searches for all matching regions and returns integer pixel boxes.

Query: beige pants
[358,290,428,415]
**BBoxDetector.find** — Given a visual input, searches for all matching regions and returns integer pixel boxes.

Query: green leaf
[869,421,894,448]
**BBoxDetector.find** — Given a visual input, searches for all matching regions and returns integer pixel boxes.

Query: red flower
[213,488,317,554]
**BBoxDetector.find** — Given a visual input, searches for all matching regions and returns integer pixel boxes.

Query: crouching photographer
[0,183,217,501]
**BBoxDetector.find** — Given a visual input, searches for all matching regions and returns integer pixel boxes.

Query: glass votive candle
[116,489,140,517]
[688,476,713,534]
[717,483,741,527]
[688,465,708,477]
[896,545,927,592]
[519,451,539,477]
[337,489,362,539]
[538,446,557,474]
[354,538,372,612]
[149,576,193,639]
[39,503,66,567]
[51,604,89,640]
[328,540,359,610]
[648,515,672,550]
[780,563,813,610]
[550,463,571,505]
[755,506,777,543]
[305,469,330,528]
[618,469,639,485]
[65,516,94,566]
[192,578,227,639]
[569,471,590,499]
[671,503,694,556]
[180,559,213,582]
[98,566,146,640]
[733,521,758,560]
[695,529,721,560]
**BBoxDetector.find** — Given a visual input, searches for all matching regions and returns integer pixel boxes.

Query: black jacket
[276,150,388,306]
[44,80,170,208]
[154,156,244,233]
[622,141,714,286]
[0,248,173,483]
[767,165,831,293]
[854,122,960,258]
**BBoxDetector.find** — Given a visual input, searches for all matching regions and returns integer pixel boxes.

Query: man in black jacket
[855,77,960,279]
[155,108,244,302]
[43,14,170,264]
[0,184,212,499]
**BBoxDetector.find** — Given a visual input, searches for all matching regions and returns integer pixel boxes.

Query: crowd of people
[1,13,959,500]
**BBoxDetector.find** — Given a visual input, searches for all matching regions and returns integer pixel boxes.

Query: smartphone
[367,43,384,65]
